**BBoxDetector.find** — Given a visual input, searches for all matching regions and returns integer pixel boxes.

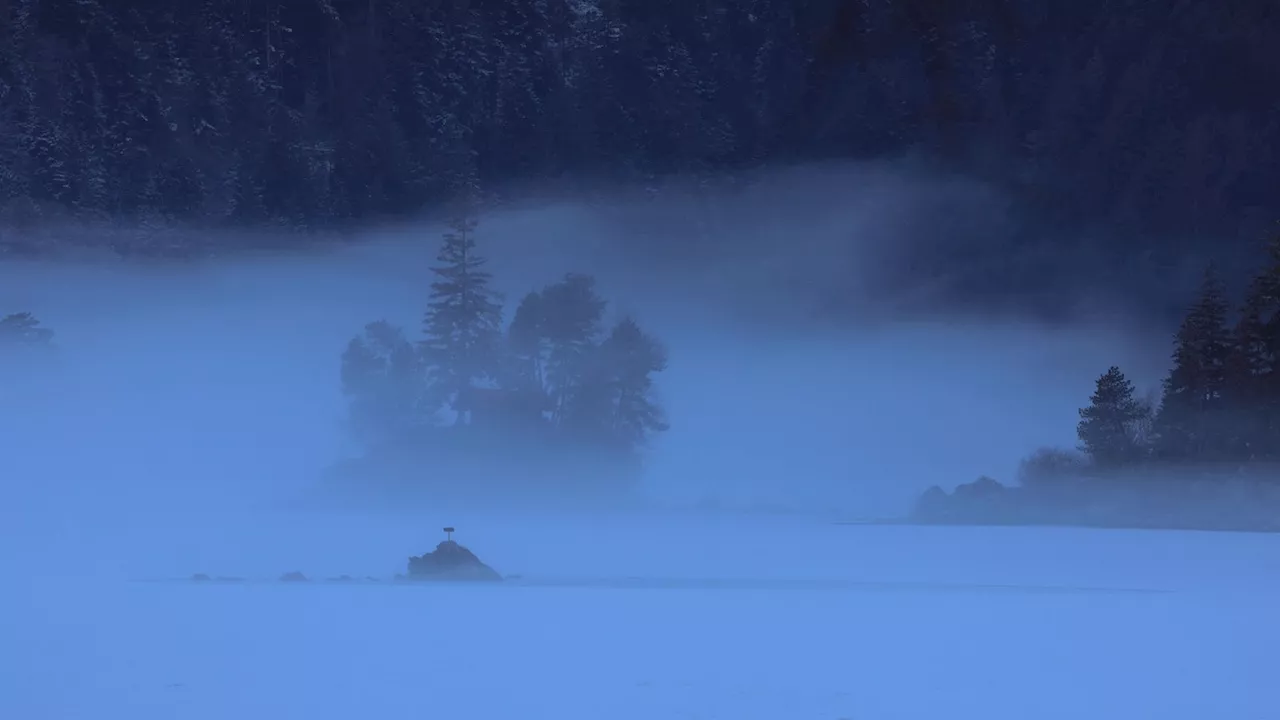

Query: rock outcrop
[913,476,1020,525]
[406,540,501,582]
[911,472,1280,532]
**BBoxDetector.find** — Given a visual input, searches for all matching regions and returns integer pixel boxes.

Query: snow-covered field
[6,512,1278,720]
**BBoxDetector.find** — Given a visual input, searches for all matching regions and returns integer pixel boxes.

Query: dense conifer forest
[0,0,1275,258]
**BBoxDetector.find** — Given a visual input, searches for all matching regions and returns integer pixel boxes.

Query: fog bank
[2,163,1171,533]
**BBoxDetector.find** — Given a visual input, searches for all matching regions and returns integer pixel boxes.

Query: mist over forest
[3,6,1279,719]
[1,167,1175,528]
[2,0,1278,535]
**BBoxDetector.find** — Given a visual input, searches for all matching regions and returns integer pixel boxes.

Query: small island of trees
[917,236,1280,532]
[331,215,670,499]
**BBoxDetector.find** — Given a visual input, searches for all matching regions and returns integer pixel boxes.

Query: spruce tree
[1228,284,1273,459]
[1077,366,1147,467]
[1223,234,1280,460]
[1153,265,1232,462]
[420,215,505,422]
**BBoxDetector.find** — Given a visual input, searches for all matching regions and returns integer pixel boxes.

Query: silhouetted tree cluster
[1075,245,1280,472]
[339,216,668,487]
[0,0,1275,252]
[918,239,1280,532]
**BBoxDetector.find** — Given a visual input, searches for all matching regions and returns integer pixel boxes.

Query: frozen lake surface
[6,513,1278,720]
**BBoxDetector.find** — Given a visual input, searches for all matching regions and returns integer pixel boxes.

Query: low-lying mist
[2,162,1174,575]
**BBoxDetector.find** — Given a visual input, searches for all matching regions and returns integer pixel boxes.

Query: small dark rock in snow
[279,571,309,583]
[407,540,501,582]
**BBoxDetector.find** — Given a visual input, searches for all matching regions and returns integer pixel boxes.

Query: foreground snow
[6,513,1278,719]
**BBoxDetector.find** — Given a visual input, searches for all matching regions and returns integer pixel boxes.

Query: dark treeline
[331,214,668,498]
[1074,248,1280,470]
[918,236,1280,532]
[1,0,1276,255]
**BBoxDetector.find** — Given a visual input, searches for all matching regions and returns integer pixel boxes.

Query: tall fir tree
[1226,232,1280,460]
[1077,366,1147,467]
[1153,265,1233,462]
[421,215,504,423]
[1228,282,1273,459]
